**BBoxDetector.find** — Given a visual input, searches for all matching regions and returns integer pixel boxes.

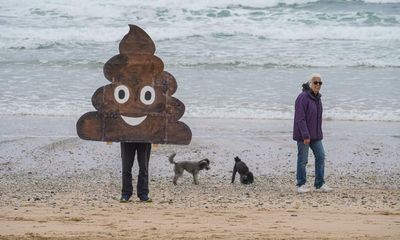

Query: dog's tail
[168,153,177,164]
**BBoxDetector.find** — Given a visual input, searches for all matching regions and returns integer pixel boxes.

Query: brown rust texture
[77,25,191,145]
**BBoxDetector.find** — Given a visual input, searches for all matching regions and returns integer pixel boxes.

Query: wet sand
[0,116,399,239]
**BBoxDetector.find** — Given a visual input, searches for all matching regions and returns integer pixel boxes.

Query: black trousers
[121,142,151,198]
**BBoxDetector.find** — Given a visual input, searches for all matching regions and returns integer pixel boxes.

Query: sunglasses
[313,81,323,85]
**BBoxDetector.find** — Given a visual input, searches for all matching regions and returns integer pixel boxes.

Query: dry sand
[0,116,399,239]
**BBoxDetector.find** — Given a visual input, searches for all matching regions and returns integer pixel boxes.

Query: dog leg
[173,174,181,185]
[173,165,183,186]
[193,173,199,185]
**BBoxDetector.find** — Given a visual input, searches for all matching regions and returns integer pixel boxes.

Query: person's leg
[296,141,309,187]
[136,143,151,200]
[121,142,136,199]
[310,140,325,189]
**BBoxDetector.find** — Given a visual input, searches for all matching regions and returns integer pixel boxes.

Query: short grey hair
[308,73,322,84]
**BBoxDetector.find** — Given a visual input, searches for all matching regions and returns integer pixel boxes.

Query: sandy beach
[0,116,399,239]
[2,0,400,239]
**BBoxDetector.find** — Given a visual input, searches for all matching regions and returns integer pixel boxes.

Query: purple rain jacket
[293,84,323,141]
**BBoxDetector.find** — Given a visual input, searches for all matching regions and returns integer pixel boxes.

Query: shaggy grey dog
[168,153,210,185]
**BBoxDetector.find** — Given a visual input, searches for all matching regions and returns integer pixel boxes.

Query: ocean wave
[0,59,104,68]
[1,108,398,122]
[129,0,320,8]
[3,1,400,23]
[0,26,125,50]
[186,107,400,122]
[168,61,400,68]
[160,27,400,41]
[1,95,399,122]
[2,58,399,69]
[99,0,400,9]
[2,57,399,69]
[364,0,400,3]
[1,0,399,72]
[1,0,400,50]
[1,25,399,51]
[11,107,396,122]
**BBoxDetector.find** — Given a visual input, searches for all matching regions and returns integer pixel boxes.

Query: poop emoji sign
[77,25,191,145]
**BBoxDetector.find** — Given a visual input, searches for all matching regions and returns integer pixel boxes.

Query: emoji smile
[121,115,147,126]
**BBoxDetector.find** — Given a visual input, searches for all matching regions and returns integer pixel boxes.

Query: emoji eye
[140,86,155,105]
[114,85,130,104]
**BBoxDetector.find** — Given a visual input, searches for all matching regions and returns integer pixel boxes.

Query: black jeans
[121,142,151,199]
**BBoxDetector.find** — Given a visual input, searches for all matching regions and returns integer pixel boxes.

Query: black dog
[231,156,254,184]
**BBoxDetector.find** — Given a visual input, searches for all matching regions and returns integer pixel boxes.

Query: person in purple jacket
[293,73,333,194]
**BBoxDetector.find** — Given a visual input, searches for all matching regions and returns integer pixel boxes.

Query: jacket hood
[302,82,310,92]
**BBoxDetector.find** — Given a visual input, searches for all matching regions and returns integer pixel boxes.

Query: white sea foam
[3,26,399,50]
[1,106,399,122]
[364,0,400,3]
[0,26,126,49]
[184,107,400,122]
[0,0,399,120]
[33,0,398,9]
[1,0,400,47]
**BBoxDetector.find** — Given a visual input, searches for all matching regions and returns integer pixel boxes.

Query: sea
[0,0,399,122]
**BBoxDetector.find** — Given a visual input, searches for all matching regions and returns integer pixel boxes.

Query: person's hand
[304,138,310,145]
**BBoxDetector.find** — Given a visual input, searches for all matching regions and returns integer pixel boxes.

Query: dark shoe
[139,195,152,203]
[120,194,131,203]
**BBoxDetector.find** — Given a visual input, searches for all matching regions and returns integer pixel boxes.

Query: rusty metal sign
[76,25,191,145]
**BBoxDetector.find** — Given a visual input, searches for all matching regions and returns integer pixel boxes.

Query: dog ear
[234,156,241,162]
